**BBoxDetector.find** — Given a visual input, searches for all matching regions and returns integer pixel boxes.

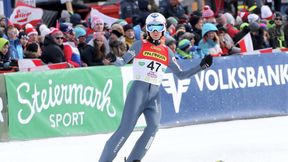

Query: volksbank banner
[5,66,125,140]
[160,53,288,126]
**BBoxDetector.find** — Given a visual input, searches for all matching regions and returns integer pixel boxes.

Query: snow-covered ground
[1,116,288,162]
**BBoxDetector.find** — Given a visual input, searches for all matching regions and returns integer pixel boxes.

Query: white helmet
[145,12,166,33]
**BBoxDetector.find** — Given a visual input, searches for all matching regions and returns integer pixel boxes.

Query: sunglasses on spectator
[275,18,282,21]
[55,37,64,40]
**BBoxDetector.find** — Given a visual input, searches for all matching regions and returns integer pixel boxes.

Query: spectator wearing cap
[60,10,71,23]
[18,31,29,51]
[60,23,75,43]
[0,37,11,69]
[74,26,87,56]
[249,22,265,50]
[165,35,177,54]
[223,12,239,39]
[189,11,203,45]
[176,39,193,59]
[7,26,23,60]
[109,24,126,51]
[41,28,66,64]
[174,24,186,42]
[268,12,286,48]
[82,32,110,66]
[24,42,41,58]
[202,5,216,24]
[25,24,39,44]
[88,16,110,54]
[39,24,51,49]
[60,23,81,67]
[166,17,178,36]
[70,13,82,27]
[261,5,273,21]
[159,0,185,20]
[123,24,135,49]
[198,23,222,58]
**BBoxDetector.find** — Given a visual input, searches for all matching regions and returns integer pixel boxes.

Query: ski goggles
[146,24,165,32]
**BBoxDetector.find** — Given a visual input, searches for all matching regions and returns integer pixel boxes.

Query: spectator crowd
[1,0,288,71]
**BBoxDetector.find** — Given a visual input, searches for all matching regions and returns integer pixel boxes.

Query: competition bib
[133,41,169,85]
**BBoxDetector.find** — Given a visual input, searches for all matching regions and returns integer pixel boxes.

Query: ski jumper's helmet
[145,13,166,33]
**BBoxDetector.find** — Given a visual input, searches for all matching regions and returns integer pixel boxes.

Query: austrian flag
[238,33,254,53]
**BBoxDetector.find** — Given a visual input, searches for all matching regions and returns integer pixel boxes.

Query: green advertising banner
[0,74,8,141]
[5,66,125,140]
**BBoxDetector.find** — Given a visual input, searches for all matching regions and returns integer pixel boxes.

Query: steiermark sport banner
[0,74,8,141]
[5,66,125,140]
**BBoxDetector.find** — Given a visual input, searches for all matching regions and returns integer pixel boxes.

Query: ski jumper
[99,40,203,162]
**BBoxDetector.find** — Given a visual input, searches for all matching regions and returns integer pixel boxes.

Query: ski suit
[99,39,204,162]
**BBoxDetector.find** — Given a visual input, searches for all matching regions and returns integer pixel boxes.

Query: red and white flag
[10,2,43,29]
[238,33,254,53]
[18,59,69,72]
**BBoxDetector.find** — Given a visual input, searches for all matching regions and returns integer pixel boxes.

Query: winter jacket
[9,38,23,59]
[81,45,105,66]
[41,35,66,64]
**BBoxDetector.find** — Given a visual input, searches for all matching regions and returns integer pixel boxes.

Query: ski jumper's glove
[200,54,213,69]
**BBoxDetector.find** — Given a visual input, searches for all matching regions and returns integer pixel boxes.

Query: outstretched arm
[168,48,213,79]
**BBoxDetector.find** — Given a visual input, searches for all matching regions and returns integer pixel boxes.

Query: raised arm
[113,40,142,66]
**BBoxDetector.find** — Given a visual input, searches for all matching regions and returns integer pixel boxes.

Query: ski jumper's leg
[126,86,161,162]
[99,81,149,162]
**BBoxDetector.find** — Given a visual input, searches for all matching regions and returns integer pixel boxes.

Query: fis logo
[162,74,190,113]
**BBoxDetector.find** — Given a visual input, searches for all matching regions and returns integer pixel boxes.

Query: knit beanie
[39,24,51,37]
[18,31,28,40]
[74,27,86,39]
[165,35,176,46]
[123,24,133,32]
[60,23,73,33]
[240,22,249,31]
[61,10,70,22]
[249,22,260,32]
[247,13,259,23]
[179,32,195,42]
[70,13,82,26]
[0,38,9,50]
[90,16,104,29]
[111,23,124,36]
[261,5,273,20]
[167,17,178,28]
[26,27,38,36]
[202,5,214,18]
[178,39,191,50]
[224,12,235,26]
